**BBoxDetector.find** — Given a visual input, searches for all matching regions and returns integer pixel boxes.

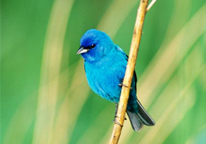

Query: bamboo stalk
[109,0,149,143]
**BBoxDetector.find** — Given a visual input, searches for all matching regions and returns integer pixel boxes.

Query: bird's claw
[113,115,127,127]
[118,83,132,89]
[113,103,126,127]
[113,118,123,127]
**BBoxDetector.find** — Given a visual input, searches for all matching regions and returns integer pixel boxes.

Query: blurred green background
[1,0,206,143]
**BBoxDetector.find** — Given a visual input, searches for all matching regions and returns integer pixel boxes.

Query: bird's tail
[127,100,155,131]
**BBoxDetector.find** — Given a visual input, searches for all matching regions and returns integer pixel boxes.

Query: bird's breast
[84,58,126,103]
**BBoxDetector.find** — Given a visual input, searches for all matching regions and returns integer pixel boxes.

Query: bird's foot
[113,115,127,127]
[113,118,123,127]
[118,83,132,89]
[113,103,126,127]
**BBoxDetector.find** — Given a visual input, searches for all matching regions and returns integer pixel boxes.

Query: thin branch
[109,0,149,143]
[146,0,157,12]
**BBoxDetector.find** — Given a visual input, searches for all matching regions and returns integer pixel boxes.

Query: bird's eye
[90,44,95,48]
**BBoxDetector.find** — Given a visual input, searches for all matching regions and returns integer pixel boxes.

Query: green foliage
[1,0,206,144]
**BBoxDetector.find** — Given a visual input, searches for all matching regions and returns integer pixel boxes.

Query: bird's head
[77,29,114,62]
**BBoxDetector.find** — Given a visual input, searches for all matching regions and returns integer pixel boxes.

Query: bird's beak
[76,47,89,54]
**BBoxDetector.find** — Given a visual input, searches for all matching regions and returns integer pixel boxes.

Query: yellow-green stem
[109,0,149,143]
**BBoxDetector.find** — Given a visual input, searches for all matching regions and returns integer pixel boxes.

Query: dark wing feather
[126,55,137,90]
[137,99,155,126]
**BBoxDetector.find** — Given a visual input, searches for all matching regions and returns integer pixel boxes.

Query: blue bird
[77,29,155,131]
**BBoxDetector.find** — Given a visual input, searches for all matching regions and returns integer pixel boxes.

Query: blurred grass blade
[97,0,138,37]
[76,106,112,144]
[3,66,73,144]
[137,59,205,143]
[32,0,74,143]
[138,4,206,106]
[186,125,206,144]
[3,94,36,144]
[53,60,90,144]
[139,89,196,144]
